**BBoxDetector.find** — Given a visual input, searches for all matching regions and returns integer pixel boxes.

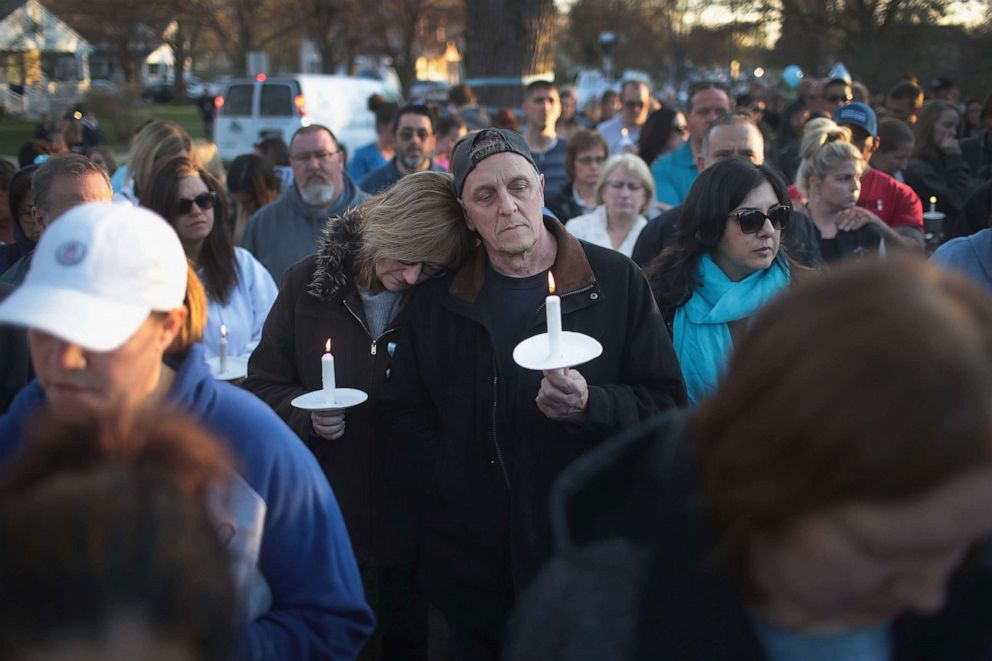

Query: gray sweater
[241,175,368,283]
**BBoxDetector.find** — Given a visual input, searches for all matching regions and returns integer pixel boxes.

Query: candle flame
[547,272,556,294]
[325,339,331,353]
[930,196,937,205]
[220,324,227,337]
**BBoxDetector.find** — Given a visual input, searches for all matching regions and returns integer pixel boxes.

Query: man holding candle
[380,128,687,660]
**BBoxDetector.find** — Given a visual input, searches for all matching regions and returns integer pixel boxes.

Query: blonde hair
[356,171,476,290]
[596,153,656,215]
[164,263,207,358]
[191,139,226,187]
[129,121,193,201]
[795,119,864,198]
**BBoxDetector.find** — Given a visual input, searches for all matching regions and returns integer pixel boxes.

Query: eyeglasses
[575,155,607,166]
[672,124,688,134]
[730,204,791,234]
[176,191,217,215]
[826,94,853,104]
[605,180,644,192]
[398,129,432,141]
[290,149,340,163]
[399,260,446,278]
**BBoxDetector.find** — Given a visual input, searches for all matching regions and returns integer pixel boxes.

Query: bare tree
[463,0,558,107]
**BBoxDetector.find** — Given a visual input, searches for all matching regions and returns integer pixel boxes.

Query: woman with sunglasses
[637,107,688,169]
[648,158,796,403]
[242,170,475,659]
[144,156,277,363]
[547,129,609,224]
[564,153,656,257]
[795,120,884,262]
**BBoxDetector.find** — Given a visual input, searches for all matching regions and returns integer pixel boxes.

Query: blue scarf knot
[674,253,790,403]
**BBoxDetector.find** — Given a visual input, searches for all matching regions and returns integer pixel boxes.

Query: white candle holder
[207,356,248,381]
[291,388,369,410]
[513,331,603,372]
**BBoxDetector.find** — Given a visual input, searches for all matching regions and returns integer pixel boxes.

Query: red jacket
[788,168,923,231]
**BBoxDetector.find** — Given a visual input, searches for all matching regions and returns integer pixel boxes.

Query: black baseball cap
[450,128,540,198]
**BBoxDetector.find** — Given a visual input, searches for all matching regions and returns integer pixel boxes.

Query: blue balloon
[783,65,804,89]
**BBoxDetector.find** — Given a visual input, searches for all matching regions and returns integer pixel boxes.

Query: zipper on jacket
[535,283,597,318]
[491,357,510,490]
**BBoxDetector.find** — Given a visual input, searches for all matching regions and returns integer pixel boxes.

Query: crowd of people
[1,68,992,661]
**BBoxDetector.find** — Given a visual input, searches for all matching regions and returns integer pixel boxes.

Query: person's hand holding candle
[536,368,589,422]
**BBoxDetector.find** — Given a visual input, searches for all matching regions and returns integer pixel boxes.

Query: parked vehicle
[213,74,399,163]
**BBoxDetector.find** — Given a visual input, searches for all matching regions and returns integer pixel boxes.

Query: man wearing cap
[380,129,686,659]
[242,124,368,283]
[0,203,374,659]
[833,102,925,250]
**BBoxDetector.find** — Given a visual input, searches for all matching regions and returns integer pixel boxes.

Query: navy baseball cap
[450,128,540,198]
[833,102,877,138]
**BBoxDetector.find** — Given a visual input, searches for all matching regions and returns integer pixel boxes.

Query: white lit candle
[929,196,937,215]
[321,339,336,404]
[219,324,228,374]
[546,272,562,359]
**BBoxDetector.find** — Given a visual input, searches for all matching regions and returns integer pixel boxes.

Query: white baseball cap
[0,202,188,351]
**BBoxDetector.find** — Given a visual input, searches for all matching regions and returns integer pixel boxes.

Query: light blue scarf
[674,253,790,403]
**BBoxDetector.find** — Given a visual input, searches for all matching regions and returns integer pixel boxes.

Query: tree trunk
[463,0,557,108]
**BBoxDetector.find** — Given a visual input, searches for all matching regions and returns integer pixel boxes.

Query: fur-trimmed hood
[307,208,363,301]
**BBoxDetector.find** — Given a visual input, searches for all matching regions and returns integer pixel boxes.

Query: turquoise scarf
[674,253,790,403]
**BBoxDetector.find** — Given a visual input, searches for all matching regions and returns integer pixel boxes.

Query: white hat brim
[0,283,152,352]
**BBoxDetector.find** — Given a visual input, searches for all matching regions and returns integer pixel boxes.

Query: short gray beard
[300,180,336,207]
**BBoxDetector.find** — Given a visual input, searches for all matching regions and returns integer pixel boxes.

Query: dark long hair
[647,159,790,312]
[637,107,679,166]
[144,156,238,305]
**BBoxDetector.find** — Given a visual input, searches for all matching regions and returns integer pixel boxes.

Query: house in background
[0,0,91,116]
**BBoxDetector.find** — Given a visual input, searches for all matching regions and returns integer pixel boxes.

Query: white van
[213,74,399,162]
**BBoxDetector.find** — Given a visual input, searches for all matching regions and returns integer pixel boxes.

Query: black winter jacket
[379,218,687,634]
[243,211,416,566]
[508,411,992,661]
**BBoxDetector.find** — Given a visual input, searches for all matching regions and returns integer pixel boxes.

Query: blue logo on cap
[55,241,87,266]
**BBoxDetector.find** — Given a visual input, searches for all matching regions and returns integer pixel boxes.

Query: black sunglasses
[176,191,217,215]
[731,204,791,234]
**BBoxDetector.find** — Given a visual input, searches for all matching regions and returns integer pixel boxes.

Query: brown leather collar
[449,217,597,303]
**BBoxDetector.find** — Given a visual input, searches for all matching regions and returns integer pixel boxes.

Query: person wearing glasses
[596,79,652,155]
[1,154,112,287]
[564,153,655,257]
[144,156,277,363]
[546,129,609,223]
[795,120,885,262]
[633,113,823,271]
[819,76,854,115]
[648,158,797,402]
[243,171,475,659]
[360,105,444,196]
[651,81,731,208]
[241,124,368,282]
[637,107,688,170]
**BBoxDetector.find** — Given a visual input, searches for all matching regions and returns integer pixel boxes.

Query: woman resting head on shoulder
[648,157,794,402]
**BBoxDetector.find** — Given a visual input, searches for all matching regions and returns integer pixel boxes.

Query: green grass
[0,102,205,161]
[0,117,36,160]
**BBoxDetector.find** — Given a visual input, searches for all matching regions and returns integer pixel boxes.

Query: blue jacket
[0,344,374,660]
[651,141,698,207]
[931,228,992,294]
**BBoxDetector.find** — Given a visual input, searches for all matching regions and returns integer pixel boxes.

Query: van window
[260,84,294,117]
[224,84,254,116]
